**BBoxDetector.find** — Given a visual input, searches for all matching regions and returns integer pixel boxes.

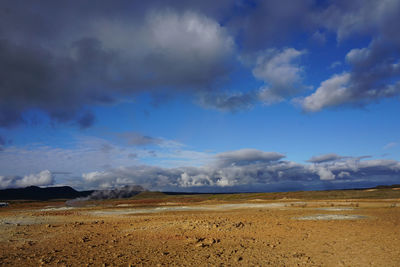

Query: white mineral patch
[296,214,367,220]
[315,207,355,211]
[88,202,294,216]
[40,207,76,211]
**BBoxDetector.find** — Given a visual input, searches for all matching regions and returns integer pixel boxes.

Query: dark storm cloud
[0,1,236,128]
[0,35,115,128]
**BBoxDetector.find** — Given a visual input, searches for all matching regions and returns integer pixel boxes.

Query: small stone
[235,222,245,228]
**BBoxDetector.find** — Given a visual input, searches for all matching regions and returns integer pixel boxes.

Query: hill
[0,186,93,201]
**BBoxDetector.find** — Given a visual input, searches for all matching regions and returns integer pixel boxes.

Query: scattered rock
[234,222,245,228]
[81,236,90,243]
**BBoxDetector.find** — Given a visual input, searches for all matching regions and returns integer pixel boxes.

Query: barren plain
[1,189,400,266]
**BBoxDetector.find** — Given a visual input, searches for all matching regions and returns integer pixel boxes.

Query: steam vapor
[66,185,145,206]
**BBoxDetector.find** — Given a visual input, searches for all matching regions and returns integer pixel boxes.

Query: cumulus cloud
[299,73,351,112]
[300,1,400,111]
[309,165,335,181]
[251,48,307,104]
[0,170,54,189]
[305,154,400,181]
[300,46,400,111]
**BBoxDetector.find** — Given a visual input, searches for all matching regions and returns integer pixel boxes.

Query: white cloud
[300,2,400,112]
[252,48,307,104]
[383,142,398,150]
[309,165,335,180]
[299,73,351,112]
[338,171,350,178]
[0,170,54,189]
[329,61,342,69]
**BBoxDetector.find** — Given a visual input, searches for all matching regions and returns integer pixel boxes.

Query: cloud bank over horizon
[2,149,399,192]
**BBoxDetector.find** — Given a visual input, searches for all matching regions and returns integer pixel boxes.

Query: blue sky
[0,0,400,191]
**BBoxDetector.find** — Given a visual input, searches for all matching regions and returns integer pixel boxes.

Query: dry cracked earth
[1,198,400,266]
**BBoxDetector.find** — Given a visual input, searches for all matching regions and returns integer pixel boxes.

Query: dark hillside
[0,186,93,201]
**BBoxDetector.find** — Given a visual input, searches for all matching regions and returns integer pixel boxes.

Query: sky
[1,0,400,192]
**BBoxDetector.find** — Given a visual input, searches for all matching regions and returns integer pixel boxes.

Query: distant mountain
[0,186,93,201]
[373,184,400,189]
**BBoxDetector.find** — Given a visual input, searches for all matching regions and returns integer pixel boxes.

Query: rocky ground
[0,198,399,266]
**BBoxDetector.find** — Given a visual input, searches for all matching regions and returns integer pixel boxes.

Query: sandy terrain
[1,197,400,266]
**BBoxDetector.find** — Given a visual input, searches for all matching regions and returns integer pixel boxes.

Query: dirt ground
[1,198,400,266]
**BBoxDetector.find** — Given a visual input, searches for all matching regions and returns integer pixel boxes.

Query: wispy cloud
[384,142,398,150]
[0,135,211,177]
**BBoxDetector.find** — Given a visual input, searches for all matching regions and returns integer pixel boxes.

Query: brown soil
[1,199,400,266]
